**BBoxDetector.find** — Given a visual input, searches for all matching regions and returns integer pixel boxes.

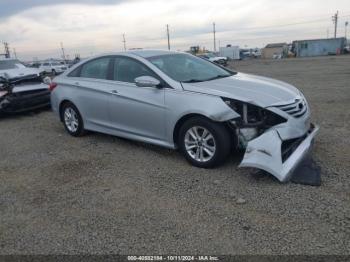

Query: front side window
[147,53,233,83]
[113,57,157,83]
[80,57,110,79]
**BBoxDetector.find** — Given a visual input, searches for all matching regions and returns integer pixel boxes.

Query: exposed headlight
[222,97,287,127]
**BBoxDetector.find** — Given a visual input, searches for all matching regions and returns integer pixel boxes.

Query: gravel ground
[0,55,349,255]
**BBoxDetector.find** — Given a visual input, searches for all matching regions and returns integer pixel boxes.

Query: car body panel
[182,73,301,107]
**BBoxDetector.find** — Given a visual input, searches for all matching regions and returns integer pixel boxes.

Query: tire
[178,116,232,168]
[60,102,85,137]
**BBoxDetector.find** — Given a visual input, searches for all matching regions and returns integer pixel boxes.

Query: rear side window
[80,57,110,80]
[113,57,157,83]
[68,67,80,77]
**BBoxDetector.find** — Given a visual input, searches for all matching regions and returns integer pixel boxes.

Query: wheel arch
[172,113,232,146]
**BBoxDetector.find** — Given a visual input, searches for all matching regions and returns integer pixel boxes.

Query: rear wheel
[61,102,85,136]
[178,116,232,168]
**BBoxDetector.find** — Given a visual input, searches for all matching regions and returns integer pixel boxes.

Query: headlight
[222,97,287,127]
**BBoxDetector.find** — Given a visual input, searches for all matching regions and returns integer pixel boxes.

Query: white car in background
[199,53,228,66]
[39,62,67,75]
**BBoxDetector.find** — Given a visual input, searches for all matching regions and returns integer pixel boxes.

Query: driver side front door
[108,56,166,142]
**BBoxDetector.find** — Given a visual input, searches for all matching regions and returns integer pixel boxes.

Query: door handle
[74,82,80,86]
[110,90,119,95]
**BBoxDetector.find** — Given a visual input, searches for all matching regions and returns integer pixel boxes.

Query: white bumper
[239,123,319,182]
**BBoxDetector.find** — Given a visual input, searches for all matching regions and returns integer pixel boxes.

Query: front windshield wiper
[182,79,205,83]
[204,74,232,81]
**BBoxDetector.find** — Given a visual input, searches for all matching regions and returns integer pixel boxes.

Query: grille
[274,99,307,118]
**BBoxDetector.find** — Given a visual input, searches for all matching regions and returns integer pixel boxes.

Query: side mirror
[43,76,52,85]
[135,76,161,88]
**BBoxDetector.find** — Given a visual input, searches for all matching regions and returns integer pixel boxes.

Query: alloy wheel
[184,126,216,162]
[64,107,79,133]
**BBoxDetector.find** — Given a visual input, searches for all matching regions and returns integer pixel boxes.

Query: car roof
[97,49,181,59]
[128,49,179,58]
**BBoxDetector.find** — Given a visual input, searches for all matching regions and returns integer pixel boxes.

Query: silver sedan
[49,50,318,183]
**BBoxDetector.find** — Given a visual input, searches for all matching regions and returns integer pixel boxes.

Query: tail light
[49,82,57,91]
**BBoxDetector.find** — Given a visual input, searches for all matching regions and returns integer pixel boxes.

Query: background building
[261,43,288,59]
[219,45,240,60]
[292,38,346,57]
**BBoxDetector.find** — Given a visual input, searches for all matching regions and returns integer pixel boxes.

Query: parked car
[39,61,67,75]
[198,53,228,66]
[0,59,50,113]
[50,50,318,183]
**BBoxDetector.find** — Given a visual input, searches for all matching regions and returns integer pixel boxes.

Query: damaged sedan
[0,59,51,114]
[50,50,318,182]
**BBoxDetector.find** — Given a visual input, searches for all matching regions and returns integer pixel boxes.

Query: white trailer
[219,46,240,60]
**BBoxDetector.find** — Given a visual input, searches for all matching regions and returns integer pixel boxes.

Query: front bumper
[239,123,319,182]
[0,89,50,113]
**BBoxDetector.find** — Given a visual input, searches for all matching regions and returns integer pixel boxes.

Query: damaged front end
[223,98,319,183]
[0,74,50,113]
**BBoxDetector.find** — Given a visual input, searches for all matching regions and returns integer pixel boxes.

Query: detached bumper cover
[239,124,319,182]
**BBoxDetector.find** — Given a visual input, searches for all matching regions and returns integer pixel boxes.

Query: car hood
[181,73,301,107]
[0,67,42,79]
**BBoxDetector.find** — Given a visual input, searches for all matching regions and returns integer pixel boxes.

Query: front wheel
[178,117,232,168]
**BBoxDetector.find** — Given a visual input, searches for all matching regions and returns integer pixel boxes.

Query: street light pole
[346,21,349,39]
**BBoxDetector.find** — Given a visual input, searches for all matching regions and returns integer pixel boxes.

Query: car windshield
[0,59,24,70]
[147,53,234,83]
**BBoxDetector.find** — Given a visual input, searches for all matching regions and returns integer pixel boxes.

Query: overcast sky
[0,0,349,60]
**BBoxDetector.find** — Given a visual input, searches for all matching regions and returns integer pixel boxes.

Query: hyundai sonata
[50,50,319,182]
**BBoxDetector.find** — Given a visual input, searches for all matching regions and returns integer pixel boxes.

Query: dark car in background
[0,59,50,114]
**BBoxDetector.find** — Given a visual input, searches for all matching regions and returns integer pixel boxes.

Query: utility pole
[13,48,17,59]
[332,11,339,38]
[346,21,349,39]
[213,22,216,52]
[122,34,127,51]
[60,42,66,61]
[3,42,10,58]
[166,24,170,50]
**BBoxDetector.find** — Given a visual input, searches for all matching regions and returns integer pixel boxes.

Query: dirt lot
[0,55,349,255]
